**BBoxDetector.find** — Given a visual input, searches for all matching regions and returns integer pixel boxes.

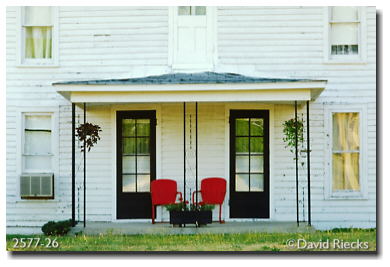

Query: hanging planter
[75,122,102,152]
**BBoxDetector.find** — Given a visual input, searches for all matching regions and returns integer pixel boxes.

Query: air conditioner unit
[20,173,54,199]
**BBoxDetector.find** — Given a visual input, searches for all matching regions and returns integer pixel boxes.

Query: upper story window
[18,7,59,66]
[324,7,366,63]
[169,6,216,71]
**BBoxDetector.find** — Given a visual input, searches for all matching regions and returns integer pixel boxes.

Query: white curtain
[332,113,360,191]
[25,27,52,59]
[24,7,52,59]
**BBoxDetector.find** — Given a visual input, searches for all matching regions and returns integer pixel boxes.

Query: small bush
[42,219,73,236]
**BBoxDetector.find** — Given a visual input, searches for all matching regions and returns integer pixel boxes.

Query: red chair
[192,177,227,223]
[151,179,183,224]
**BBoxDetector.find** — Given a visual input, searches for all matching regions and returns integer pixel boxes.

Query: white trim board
[55,83,326,104]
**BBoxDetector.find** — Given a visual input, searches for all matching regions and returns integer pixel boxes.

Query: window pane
[195,6,206,15]
[250,137,264,153]
[137,156,150,173]
[236,156,249,173]
[236,174,249,192]
[24,155,51,170]
[330,23,358,45]
[332,113,359,151]
[122,156,136,174]
[25,131,51,154]
[24,7,52,25]
[331,44,359,55]
[332,153,360,191]
[136,119,150,136]
[250,174,264,192]
[25,26,52,59]
[235,137,249,153]
[250,118,263,136]
[25,115,51,130]
[123,138,136,154]
[122,119,135,136]
[178,6,191,15]
[236,118,249,136]
[137,137,149,154]
[331,7,358,21]
[137,175,150,192]
[123,175,136,192]
[250,156,264,173]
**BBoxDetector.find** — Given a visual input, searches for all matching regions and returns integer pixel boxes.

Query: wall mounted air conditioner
[20,173,54,199]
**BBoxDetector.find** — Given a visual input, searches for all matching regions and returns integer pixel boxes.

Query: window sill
[171,63,214,72]
[16,64,60,68]
[323,58,367,65]
[16,199,58,204]
[326,192,368,200]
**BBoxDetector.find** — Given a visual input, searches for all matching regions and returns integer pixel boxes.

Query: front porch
[71,221,315,235]
[53,72,327,228]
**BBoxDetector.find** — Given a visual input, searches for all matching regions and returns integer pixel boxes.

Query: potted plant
[165,202,214,227]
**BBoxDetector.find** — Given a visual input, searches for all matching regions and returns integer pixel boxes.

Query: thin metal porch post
[83,103,86,228]
[71,103,76,226]
[295,101,299,226]
[307,101,311,226]
[195,102,198,205]
[183,102,186,202]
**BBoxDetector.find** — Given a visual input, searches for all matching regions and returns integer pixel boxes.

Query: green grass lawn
[6,228,376,252]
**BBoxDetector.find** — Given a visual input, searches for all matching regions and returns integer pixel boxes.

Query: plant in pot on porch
[165,202,214,227]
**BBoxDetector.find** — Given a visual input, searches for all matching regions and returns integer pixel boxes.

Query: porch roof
[53,72,327,103]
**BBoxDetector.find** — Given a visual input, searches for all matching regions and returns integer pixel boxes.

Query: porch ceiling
[53,72,327,104]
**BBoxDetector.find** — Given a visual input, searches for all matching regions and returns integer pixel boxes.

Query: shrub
[42,219,73,236]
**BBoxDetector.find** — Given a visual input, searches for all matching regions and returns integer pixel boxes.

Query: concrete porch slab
[70,221,315,235]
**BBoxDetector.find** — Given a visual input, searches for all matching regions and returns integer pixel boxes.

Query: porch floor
[70,221,315,235]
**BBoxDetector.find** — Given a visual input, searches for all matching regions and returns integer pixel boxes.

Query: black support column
[183,102,186,202]
[71,103,76,226]
[307,101,311,226]
[83,103,86,228]
[295,101,299,226]
[195,102,198,205]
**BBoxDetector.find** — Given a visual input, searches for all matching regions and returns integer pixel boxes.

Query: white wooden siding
[6,6,376,232]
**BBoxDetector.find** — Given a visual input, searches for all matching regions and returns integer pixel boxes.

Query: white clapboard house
[6,6,376,233]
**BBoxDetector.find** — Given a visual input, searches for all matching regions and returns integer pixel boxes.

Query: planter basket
[169,210,212,226]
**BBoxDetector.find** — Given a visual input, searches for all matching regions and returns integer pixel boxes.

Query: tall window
[170,6,215,70]
[332,113,360,192]
[20,7,58,65]
[23,114,53,172]
[325,7,366,62]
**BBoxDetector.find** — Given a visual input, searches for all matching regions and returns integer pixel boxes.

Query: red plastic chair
[151,179,183,224]
[192,177,227,223]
